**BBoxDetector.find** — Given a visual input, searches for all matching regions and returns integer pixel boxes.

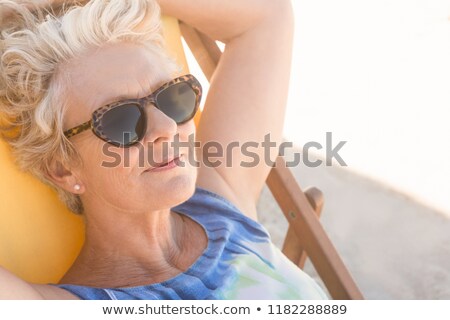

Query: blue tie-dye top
[54,187,328,300]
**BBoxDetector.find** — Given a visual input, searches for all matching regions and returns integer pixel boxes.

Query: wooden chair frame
[179,22,364,300]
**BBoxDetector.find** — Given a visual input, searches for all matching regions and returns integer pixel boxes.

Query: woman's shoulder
[195,165,258,219]
[173,185,272,243]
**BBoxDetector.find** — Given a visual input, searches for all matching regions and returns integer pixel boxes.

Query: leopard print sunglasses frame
[63,74,202,147]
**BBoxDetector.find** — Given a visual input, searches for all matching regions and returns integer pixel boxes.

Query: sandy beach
[258,150,450,299]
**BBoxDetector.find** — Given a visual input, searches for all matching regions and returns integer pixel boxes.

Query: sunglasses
[64,74,202,147]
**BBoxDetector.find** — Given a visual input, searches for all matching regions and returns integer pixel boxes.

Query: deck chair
[0,16,363,300]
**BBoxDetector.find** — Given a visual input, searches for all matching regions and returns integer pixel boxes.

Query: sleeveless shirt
[53,187,328,300]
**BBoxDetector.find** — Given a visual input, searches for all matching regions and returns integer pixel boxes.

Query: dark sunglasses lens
[156,82,197,123]
[100,104,144,146]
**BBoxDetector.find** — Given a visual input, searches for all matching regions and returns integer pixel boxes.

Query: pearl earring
[74,184,81,191]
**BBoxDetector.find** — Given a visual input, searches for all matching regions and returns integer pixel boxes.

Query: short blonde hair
[0,0,181,214]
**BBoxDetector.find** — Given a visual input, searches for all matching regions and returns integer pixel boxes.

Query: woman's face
[62,43,198,214]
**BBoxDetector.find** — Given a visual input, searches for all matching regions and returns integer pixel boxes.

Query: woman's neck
[59,208,206,288]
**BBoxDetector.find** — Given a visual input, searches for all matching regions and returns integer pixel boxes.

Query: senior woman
[0,0,327,299]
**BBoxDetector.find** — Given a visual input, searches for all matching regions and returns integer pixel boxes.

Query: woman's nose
[141,104,178,145]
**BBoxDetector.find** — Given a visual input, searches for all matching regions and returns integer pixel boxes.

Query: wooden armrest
[282,187,323,269]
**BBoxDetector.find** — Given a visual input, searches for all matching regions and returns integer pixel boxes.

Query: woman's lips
[144,155,182,173]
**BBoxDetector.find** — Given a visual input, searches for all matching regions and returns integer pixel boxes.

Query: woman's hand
[158,0,286,43]
[158,0,295,220]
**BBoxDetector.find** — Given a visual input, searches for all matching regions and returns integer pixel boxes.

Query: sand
[257,150,450,299]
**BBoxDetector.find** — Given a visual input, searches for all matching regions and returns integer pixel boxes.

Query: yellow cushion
[0,16,191,284]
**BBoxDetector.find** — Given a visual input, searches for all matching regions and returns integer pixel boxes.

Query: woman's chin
[144,174,196,207]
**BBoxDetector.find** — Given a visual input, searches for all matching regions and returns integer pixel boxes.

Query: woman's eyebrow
[107,93,138,104]
[97,76,171,107]
[98,86,150,106]
[95,94,136,108]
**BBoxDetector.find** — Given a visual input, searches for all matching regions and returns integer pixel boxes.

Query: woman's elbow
[264,0,294,22]
[260,0,295,34]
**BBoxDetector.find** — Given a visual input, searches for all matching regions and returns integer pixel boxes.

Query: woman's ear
[45,159,85,194]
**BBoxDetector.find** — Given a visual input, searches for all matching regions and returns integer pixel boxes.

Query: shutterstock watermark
[101,132,347,169]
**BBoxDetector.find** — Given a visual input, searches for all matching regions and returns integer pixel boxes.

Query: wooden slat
[267,157,363,299]
[179,23,219,80]
[180,22,363,300]
[282,187,323,269]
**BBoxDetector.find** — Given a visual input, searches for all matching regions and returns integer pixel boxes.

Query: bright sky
[186,0,450,215]
[283,0,450,215]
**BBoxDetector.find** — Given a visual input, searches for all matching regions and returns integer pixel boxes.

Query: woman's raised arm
[0,266,79,299]
[0,266,44,299]
[159,0,295,220]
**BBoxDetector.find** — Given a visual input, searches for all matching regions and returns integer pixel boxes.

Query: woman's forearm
[157,0,289,43]
[3,0,287,44]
